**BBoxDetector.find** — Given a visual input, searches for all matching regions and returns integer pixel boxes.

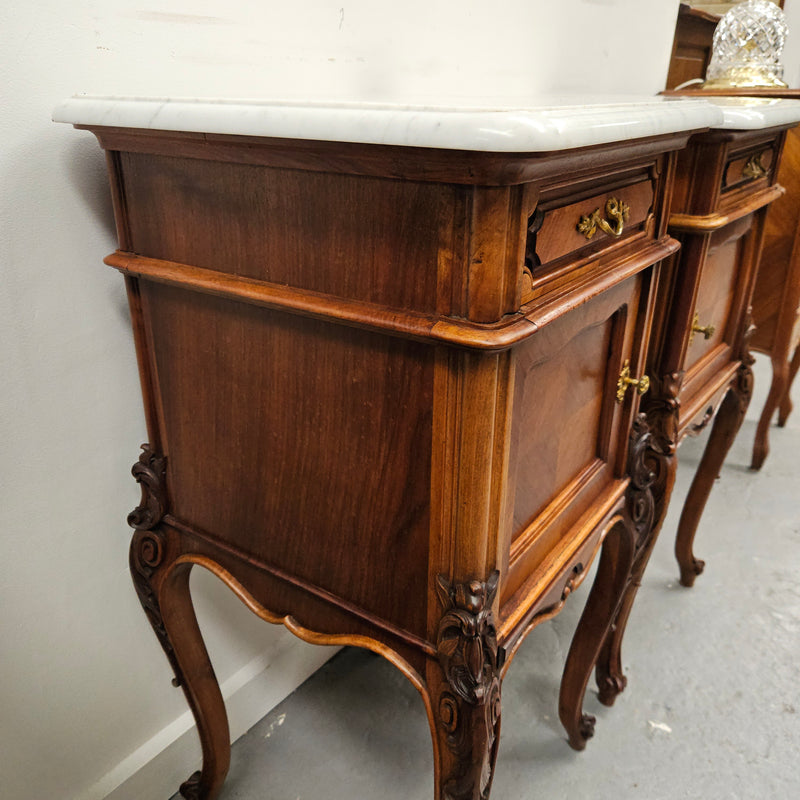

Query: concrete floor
[173,354,800,799]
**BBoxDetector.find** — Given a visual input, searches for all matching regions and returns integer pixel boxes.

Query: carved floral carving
[643,371,682,456]
[626,414,657,546]
[128,444,167,530]
[436,572,503,800]
[734,313,756,424]
[436,571,503,703]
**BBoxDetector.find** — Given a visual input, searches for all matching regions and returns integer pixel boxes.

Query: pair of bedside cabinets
[55,95,800,799]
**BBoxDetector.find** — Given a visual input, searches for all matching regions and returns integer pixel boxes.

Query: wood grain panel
[142,281,434,636]
[510,319,614,535]
[120,152,453,313]
[684,215,751,374]
[752,126,800,353]
[502,273,647,605]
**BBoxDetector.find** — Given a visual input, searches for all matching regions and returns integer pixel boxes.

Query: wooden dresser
[54,96,753,799]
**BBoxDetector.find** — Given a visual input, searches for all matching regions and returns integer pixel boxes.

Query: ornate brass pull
[616,359,650,403]
[577,197,631,240]
[689,312,716,345]
[742,153,767,180]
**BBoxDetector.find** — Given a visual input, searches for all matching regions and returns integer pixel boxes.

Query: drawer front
[722,144,775,194]
[502,268,654,603]
[526,175,655,276]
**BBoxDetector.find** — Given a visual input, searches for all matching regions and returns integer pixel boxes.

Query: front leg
[128,447,230,800]
[429,574,503,800]
[559,517,635,750]
[676,360,753,585]
[777,344,800,428]
[560,404,678,740]
[751,353,788,470]
[595,406,678,706]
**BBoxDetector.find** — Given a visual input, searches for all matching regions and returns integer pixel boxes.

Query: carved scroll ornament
[126,445,184,687]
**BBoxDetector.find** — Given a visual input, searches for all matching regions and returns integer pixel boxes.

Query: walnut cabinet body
[664,126,789,585]
[75,117,781,799]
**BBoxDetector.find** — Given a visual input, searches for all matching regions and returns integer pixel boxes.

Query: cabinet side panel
[120,153,452,312]
[142,282,434,636]
[753,127,800,351]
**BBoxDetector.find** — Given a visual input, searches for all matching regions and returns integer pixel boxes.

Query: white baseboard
[84,640,338,800]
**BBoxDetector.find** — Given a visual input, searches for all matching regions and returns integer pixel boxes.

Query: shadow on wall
[63,136,130,323]
[65,137,117,238]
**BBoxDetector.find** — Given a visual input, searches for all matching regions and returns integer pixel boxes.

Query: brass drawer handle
[616,360,650,403]
[577,197,630,240]
[689,312,716,345]
[742,153,767,180]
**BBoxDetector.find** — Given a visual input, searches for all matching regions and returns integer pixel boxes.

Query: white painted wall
[2,2,695,799]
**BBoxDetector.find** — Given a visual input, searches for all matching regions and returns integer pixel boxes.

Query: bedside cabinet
[54,96,719,800]
[556,98,800,750]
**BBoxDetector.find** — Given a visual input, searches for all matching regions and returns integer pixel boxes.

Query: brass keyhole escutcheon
[577,197,630,240]
[616,359,650,403]
[689,312,716,345]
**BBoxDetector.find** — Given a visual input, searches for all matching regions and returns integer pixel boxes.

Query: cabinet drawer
[722,144,775,194]
[526,176,655,276]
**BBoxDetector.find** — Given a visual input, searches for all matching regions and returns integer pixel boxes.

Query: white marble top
[704,97,800,130]
[53,95,725,153]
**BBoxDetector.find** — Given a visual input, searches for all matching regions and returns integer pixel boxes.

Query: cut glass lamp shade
[704,0,788,89]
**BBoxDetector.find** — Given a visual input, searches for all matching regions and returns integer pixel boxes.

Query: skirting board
[85,640,338,800]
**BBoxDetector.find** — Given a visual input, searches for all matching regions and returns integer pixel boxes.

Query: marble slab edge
[53,95,725,153]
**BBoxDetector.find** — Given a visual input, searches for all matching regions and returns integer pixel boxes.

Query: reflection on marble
[53,95,724,153]
[704,97,800,130]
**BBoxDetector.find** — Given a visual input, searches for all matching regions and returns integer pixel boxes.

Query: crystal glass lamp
[704,0,788,89]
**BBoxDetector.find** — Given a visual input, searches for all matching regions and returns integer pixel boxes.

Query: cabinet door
[679,213,758,428]
[501,269,655,605]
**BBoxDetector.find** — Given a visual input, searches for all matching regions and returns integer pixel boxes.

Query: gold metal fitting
[616,359,650,403]
[742,153,767,180]
[577,197,630,240]
[689,312,716,345]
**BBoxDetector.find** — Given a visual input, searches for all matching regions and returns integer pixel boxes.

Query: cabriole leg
[677,363,753,585]
[128,446,230,800]
[130,534,231,800]
[751,355,787,470]
[777,344,800,428]
[559,518,635,750]
[428,665,502,800]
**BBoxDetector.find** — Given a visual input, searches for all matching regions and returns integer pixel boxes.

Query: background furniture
[658,113,793,585]
[559,103,800,753]
[665,18,800,473]
[666,4,720,91]
[55,96,718,800]
[670,90,800,472]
